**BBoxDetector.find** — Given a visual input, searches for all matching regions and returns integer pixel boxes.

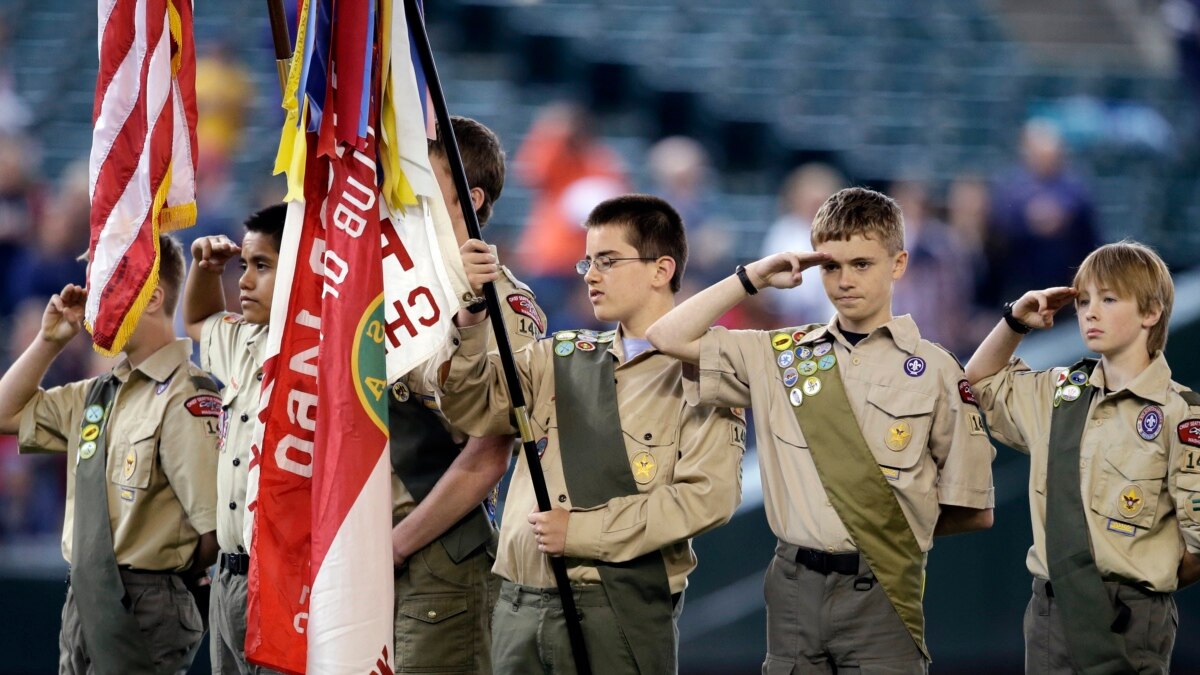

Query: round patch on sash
[1061,384,1082,402]
[782,367,799,388]
[796,346,813,361]
[802,376,822,397]
[1117,484,1145,518]
[1054,369,1069,388]
[631,451,657,484]
[81,424,100,442]
[78,441,97,460]
[84,405,104,424]
[817,354,836,371]
[536,437,548,458]
[575,340,596,352]
[123,448,137,479]
[1137,406,1164,441]
[789,387,804,407]
[1053,388,1064,408]
[798,360,818,377]
[904,356,926,377]
[554,341,576,357]
[777,350,795,369]
[792,330,807,343]
[886,421,913,451]
[597,332,616,344]
[772,334,793,351]
[1069,370,1089,386]
[555,331,577,341]
[813,342,833,357]
[391,382,411,403]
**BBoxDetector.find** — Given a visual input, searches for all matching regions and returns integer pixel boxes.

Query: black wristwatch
[735,265,758,296]
[466,297,488,314]
[1002,301,1033,335]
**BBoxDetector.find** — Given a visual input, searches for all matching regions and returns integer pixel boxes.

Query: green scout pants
[59,569,204,675]
[394,535,499,674]
[763,541,927,675]
[490,580,684,675]
[210,565,284,675]
[1024,577,1177,674]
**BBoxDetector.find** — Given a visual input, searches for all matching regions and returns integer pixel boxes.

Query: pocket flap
[622,413,675,448]
[398,595,468,625]
[867,385,935,417]
[1105,448,1168,481]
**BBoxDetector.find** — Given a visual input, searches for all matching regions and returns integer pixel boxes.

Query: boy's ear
[469,187,486,215]
[891,250,909,280]
[652,256,677,290]
[1141,303,1163,330]
[145,285,165,314]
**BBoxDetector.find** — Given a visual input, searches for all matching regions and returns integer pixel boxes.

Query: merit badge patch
[123,448,137,480]
[1137,406,1164,441]
[817,354,836,371]
[536,437,549,458]
[1179,420,1200,448]
[886,421,912,451]
[1061,385,1082,402]
[81,424,100,442]
[554,341,576,357]
[772,334,793,351]
[789,387,804,407]
[904,356,926,377]
[1053,388,1064,408]
[507,293,546,335]
[555,331,577,341]
[155,375,173,396]
[777,350,795,369]
[1118,484,1145,518]
[392,382,411,403]
[576,340,596,352]
[958,380,979,407]
[1054,369,1069,388]
[791,330,807,343]
[796,346,813,361]
[802,376,822,397]
[78,441,97,460]
[782,367,799,388]
[798,360,818,376]
[1106,519,1136,537]
[813,342,833,357]
[83,405,104,424]
[185,395,222,418]
[597,332,616,344]
[631,451,657,484]
[879,466,900,481]
[1069,370,1089,387]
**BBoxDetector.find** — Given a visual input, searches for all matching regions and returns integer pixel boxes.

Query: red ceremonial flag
[86,0,197,355]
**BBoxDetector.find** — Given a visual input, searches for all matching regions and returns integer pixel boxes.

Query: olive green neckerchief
[71,374,156,674]
[553,331,675,675]
[771,330,929,659]
[1046,359,1135,674]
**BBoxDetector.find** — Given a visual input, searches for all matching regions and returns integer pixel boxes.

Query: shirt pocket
[1089,446,1168,529]
[865,383,936,470]
[621,412,678,489]
[110,420,159,490]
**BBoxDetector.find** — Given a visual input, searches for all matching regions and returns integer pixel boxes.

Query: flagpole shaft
[403,2,593,673]
[265,0,291,96]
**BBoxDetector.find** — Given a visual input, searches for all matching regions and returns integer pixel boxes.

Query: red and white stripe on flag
[86,0,197,355]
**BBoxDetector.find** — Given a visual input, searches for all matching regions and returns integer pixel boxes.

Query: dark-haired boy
[435,194,745,674]
[0,235,219,674]
[184,204,286,674]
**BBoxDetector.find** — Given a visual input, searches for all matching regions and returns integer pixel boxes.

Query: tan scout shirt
[688,316,995,554]
[391,265,547,516]
[201,313,267,552]
[976,354,1200,592]
[18,338,219,571]
[435,321,745,594]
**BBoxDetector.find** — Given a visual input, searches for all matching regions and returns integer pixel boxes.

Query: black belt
[219,552,251,575]
[794,547,860,575]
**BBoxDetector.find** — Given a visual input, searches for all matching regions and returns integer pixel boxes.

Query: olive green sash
[1046,359,1135,674]
[71,374,156,674]
[553,330,675,675]
[771,330,928,659]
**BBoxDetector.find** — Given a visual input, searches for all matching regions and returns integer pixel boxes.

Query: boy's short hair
[810,187,905,255]
[1073,240,1174,354]
[428,116,505,226]
[158,234,185,316]
[584,194,688,293]
[245,203,288,252]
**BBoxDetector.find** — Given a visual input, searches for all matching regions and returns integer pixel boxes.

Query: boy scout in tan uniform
[648,187,995,674]
[386,116,547,674]
[0,235,218,675]
[184,204,287,675]
[966,242,1200,674]
[434,194,745,675]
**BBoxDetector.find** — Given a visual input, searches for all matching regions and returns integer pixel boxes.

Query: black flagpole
[264,0,291,95]
[402,2,593,674]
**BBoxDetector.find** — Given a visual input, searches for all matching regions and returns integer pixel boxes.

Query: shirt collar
[113,338,193,383]
[804,314,921,354]
[245,324,270,368]
[1092,352,1173,406]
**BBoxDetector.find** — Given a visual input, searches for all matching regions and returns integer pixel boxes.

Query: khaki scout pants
[394,537,499,674]
[763,542,927,675]
[491,581,685,675]
[210,566,284,675]
[59,569,203,675]
[1024,578,1177,675]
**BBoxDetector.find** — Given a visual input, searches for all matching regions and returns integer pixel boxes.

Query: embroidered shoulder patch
[507,293,545,336]
[1179,420,1200,448]
[185,395,223,418]
[958,379,979,406]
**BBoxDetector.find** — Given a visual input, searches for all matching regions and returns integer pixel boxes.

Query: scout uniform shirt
[975,353,1200,591]
[17,338,219,570]
[201,313,266,553]
[434,321,746,594]
[390,265,547,517]
[689,316,995,554]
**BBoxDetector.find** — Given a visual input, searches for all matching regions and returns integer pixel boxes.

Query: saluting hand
[460,238,499,295]
[1011,286,1077,329]
[42,284,86,345]
[528,507,570,557]
[746,251,830,291]
[191,235,241,273]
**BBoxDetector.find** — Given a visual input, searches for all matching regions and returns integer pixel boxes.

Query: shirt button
[826,546,834,553]
[232,458,241,467]
[825,500,832,507]
[452,338,460,346]
[852,357,861,365]
[558,494,567,503]
[256,372,263,382]
[427,610,437,619]
[241,414,250,423]
[1094,420,1103,427]
[643,433,653,441]
[229,501,237,510]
